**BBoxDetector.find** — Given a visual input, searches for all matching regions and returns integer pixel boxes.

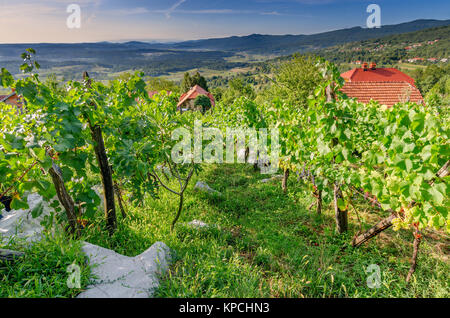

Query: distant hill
[166,19,450,54]
[312,24,450,68]
[0,42,240,80]
[0,19,448,80]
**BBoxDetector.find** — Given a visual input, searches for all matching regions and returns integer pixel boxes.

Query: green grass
[2,163,449,297]
[84,163,450,298]
[0,232,90,298]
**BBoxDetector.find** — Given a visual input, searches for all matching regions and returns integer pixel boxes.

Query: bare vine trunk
[316,189,323,214]
[83,71,116,235]
[406,230,421,283]
[171,193,184,232]
[282,168,290,194]
[115,182,127,219]
[49,163,80,237]
[254,150,260,171]
[90,125,117,234]
[151,162,195,232]
[334,184,348,234]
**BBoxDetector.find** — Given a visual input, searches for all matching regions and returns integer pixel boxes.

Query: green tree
[265,54,321,108]
[414,64,450,96]
[181,71,209,93]
[194,95,212,113]
[425,74,450,119]
[220,77,256,105]
[146,76,180,94]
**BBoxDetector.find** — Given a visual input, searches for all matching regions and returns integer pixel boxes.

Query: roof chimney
[370,62,377,70]
[362,62,369,71]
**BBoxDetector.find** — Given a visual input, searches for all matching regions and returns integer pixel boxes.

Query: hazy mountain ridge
[166,19,450,54]
[0,19,448,80]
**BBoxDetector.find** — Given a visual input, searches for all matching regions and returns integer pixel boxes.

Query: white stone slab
[77,241,172,298]
[186,220,210,229]
[194,181,221,195]
[0,193,50,241]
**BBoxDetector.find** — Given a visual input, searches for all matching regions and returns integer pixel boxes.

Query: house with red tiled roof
[0,89,23,109]
[177,85,215,112]
[340,62,423,107]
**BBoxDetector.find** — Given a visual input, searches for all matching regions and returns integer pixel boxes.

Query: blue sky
[0,0,449,43]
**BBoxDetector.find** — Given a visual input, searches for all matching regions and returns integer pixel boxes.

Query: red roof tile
[340,81,424,107]
[341,68,415,85]
[0,92,17,102]
[177,85,215,108]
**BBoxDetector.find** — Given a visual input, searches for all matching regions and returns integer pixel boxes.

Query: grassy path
[2,164,448,297]
[88,163,448,298]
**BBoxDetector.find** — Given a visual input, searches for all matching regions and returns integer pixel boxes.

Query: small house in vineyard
[0,89,23,109]
[177,85,215,113]
[340,63,423,107]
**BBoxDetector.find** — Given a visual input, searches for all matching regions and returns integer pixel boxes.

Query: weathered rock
[77,241,172,298]
[0,193,51,241]
[186,220,210,229]
[194,181,221,195]
[0,188,104,241]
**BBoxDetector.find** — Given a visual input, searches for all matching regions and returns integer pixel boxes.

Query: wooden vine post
[49,162,80,237]
[308,173,323,215]
[114,181,127,219]
[327,84,348,233]
[406,229,422,283]
[316,189,323,214]
[83,72,117,234]
[334,183,348,233]
[282,168,290,194]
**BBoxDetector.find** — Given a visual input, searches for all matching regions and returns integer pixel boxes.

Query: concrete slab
[0,193,50,241]
[77,241,172,298]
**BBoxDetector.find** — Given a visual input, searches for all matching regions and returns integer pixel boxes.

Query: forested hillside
[169,19,450,54]
[316,25,450,66]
